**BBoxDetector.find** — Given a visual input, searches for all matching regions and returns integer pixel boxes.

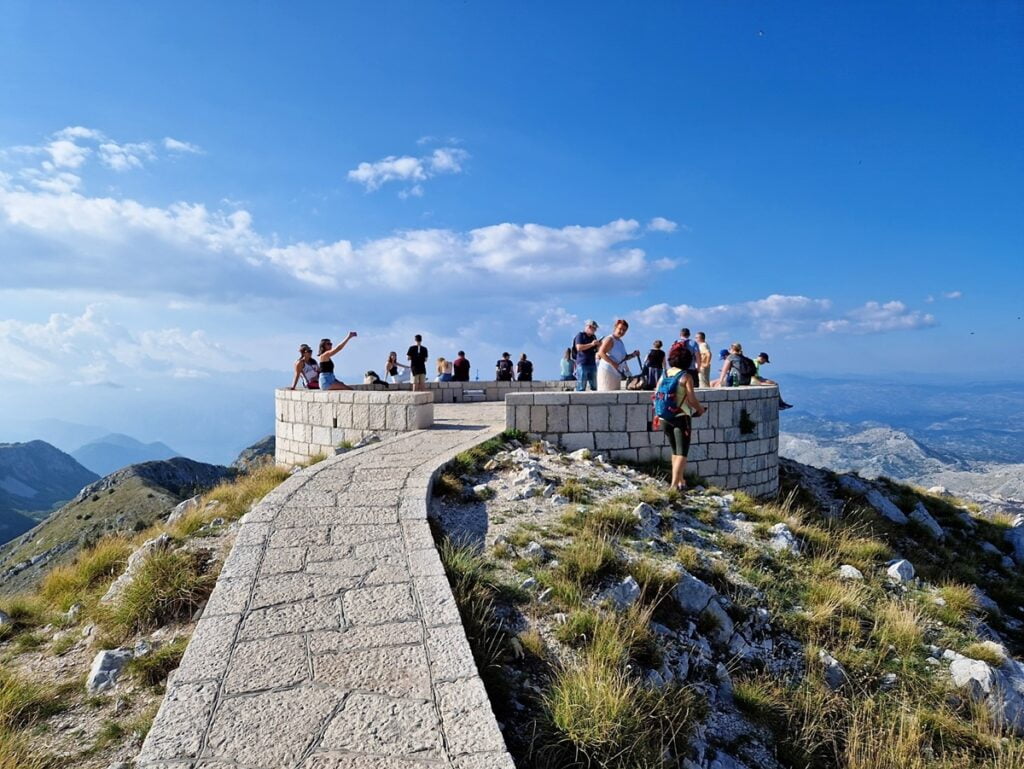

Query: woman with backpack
[290,344,320,390]
[714,342,755,387]
[654,343,705,491]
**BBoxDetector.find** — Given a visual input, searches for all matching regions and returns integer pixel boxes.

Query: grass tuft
[127,637,189,687]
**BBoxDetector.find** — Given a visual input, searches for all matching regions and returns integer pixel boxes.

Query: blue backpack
[652,370,687,419]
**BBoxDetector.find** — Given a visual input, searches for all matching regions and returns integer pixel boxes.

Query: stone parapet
[358,379,576,403]
[505,387,780,497]
[275,388,434,466]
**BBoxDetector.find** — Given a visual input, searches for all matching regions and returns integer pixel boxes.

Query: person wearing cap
[752,352,793,409]
[573,319,602,391]
[290,344,320,390]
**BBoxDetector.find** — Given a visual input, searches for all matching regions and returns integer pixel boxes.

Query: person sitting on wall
[318,332,357,390]
[452,351,471,382]
[436,356,454,382]
[653,342,705,492]
[713,343,756,387]
[559,347,576,381]
[496,352,515,382]
[290,344,320,390]
[751,351,794,410]
[517,353,533,382]
[384,351,409,384]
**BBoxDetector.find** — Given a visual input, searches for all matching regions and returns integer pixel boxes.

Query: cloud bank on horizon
[0,125,949,387]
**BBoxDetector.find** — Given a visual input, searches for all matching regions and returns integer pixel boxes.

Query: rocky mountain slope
[0,441,99,540]
[0,457,234,594]
[71,433,179,477]
[780,425,1024,502]
[430,438,1024,768]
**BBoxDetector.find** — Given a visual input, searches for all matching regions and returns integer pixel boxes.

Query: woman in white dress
[596,319,641,391]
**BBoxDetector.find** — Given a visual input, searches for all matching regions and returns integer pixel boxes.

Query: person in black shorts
[407,334,429,391]
[658,342,705,491]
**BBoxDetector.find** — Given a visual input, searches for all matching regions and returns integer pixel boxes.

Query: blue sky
[1,1,1021,461]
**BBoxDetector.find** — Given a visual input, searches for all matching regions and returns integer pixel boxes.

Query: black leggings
[663,415,692,457]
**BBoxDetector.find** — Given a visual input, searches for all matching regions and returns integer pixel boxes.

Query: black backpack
[497,359,514,380]
[736,355,756,385]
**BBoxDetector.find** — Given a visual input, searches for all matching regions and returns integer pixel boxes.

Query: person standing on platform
[407,334,429,392]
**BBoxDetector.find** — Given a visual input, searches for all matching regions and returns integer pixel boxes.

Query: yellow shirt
[664,367,694,416]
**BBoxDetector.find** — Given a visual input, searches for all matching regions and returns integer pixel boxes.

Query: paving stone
[239,597,342,640]
[204,684,341,766]
[224,634,308,694]
[173,615,241,683]
[202,578,252,617]
[352,537,405,561]
[232,521,271,548]
[331,523,403,546]
[258,546,306,576]
[437,677,507,755]
[251,573,348,609]
[136,681,219,762]
[343,583,417,624]
[219,546,262,580]
[452,753,517,769]
[320,693,443,758]
[415,574,463,627]
[303,754,444,769]
[308,621,422,655]
[268,526,331,548]
[425,624,477,682]
[315,643,431,698]
[407,548,446,578]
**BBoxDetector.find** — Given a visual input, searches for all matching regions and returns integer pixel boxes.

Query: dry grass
[558,477,592,504]
[558,531,619,586]
[961,641,1007,667]
[38,537,133,611]
[871,600,925,658]
[202,465,290,521]
[100,549,216,639]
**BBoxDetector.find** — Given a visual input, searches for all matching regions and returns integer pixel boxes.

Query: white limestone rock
[946,651,1024,736]
[865,489,909,525]
[838,565,864,581]
[523,541,547,561]
[673,570,716,615]
[886,559,915,583]
[632,502,660,539]
[101,533,173,604]
[927,486,951,497]
[909,501,945,540]
[86,648,134,693]
[838,474,869,495]
[166,494,201,524]
[819,650,849,691]
[0,610,10,626]
[599,576,641,610]
[768,523,800,555]
[1006,514,1024,566]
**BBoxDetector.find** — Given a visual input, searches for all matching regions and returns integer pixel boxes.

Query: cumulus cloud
[0,306,232,385]
[347,145,469,196]
[633,294,934,338]
[537,307,579,340]
[647,216,678,233]
[943,290,963,300]
[163,137,203,153]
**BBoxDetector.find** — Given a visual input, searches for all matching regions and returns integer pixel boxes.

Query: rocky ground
[430,438,1024,769]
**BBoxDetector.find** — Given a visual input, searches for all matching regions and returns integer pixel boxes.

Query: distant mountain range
[0,441,100,543]
[70,433,180,477]
[0,455,235,594]
[779,378,1024,504]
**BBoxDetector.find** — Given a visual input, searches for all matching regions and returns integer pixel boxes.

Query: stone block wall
[275,389,434,466]
[505,387,780,496]
[360,379,575,403]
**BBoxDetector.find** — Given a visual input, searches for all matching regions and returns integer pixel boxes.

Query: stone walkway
[138,404,513,769]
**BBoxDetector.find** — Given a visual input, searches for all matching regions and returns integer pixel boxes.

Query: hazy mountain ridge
[0,456,234,594]
[0,441,100,542]
[71,432,180,476]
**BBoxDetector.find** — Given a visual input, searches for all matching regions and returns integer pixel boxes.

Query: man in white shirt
[696,332,711,388]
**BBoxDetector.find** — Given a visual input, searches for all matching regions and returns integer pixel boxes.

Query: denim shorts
[320,372,337,389]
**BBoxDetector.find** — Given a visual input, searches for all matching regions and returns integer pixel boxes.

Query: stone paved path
[138,404,514,769]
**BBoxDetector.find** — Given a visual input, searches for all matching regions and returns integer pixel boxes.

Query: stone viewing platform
[138,403,514,769]
[277,382,780,496]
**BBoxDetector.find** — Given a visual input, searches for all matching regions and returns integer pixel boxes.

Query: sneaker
[779,401,794,410]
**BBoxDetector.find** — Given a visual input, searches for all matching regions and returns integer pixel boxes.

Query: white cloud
[647,216,678,233]
[943,290,963,300]
[537,307,579,340]
[0,306,233,385]
[46,139,90,169]
[347,145,469,196]
[633,294,934,338]
[98,141,155,171]
[163,137,202,154]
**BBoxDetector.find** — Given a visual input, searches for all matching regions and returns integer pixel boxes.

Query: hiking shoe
[779,401,794,410]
